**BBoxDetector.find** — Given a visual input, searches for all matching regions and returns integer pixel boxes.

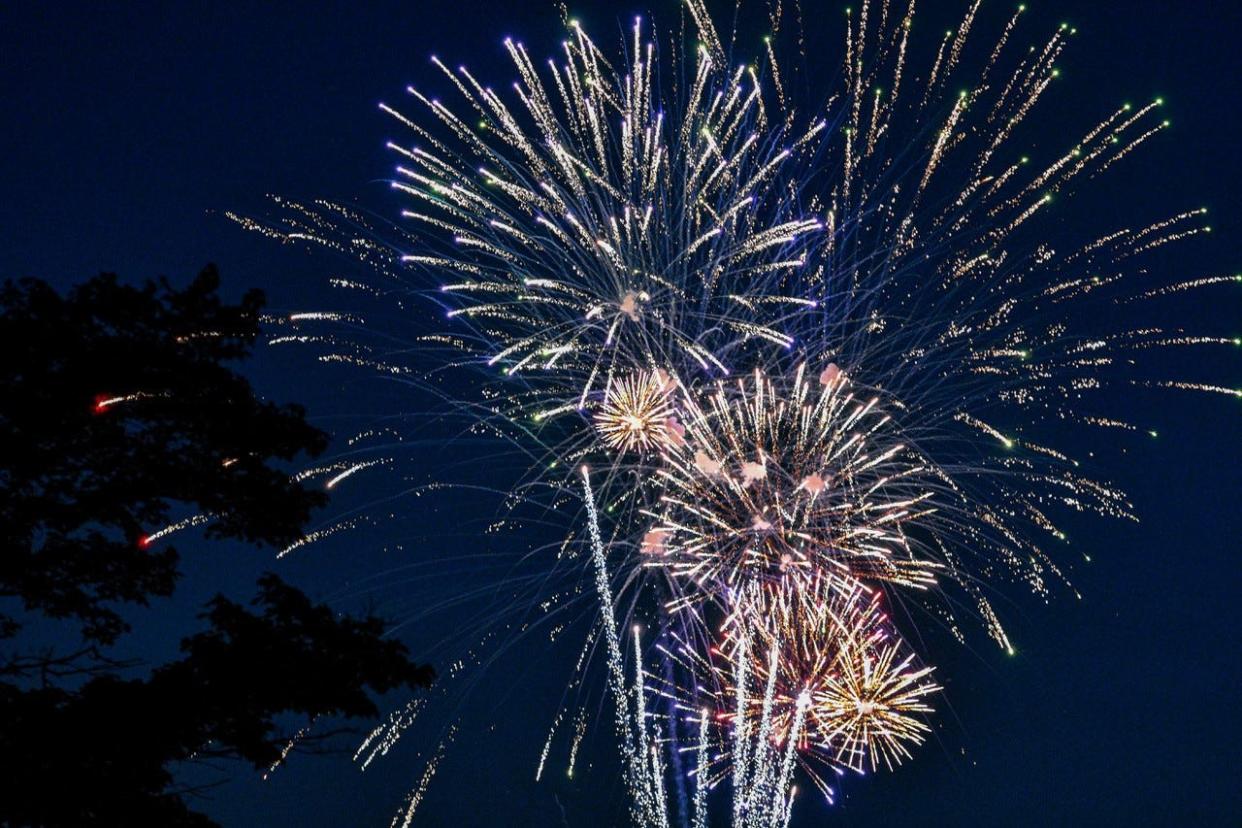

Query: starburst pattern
[595,369,678,453]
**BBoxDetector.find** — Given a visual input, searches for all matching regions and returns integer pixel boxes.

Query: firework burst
[383,11,827,433]
[721,577,939,778]
[226,0,1237,821]
[651,573,938,802]
[641,364,939,603]
[595,369,680,453]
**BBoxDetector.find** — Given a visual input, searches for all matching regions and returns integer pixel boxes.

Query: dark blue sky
[2,2,1240,825]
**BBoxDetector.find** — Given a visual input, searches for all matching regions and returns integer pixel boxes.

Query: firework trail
[585,468,801,828]
[225,0,1236,822]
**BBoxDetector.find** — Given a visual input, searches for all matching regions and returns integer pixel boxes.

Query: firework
[226,0,1236,821]
[644,572,938,804]
[382,11,826,434]
[719,577,939,779]
[641,364,939,603]
[595,369,680,453]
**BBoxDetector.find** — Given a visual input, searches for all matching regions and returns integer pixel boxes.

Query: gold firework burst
[594,369,678,453]
[719,575,939,780]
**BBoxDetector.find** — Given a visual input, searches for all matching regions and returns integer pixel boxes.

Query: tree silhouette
[0,267,433,826]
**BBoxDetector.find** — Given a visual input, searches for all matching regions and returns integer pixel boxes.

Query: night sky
[3,2,1240,825]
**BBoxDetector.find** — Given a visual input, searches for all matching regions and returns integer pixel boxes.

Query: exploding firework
[640,364,939,602]
[595,369,680,453]
[646,572,938,803]
[381,10,826,435]
[224,0,1237,821]
[719,577,939,779]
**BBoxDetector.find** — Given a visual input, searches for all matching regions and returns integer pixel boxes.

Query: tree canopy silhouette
[0,267,433,826]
